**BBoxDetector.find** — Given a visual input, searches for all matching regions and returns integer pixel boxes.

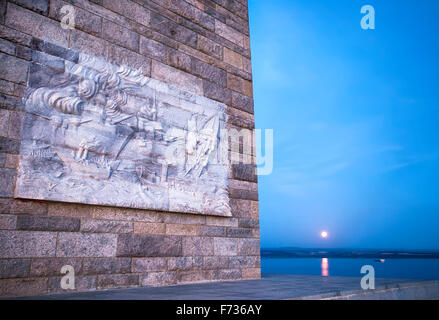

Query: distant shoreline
[261,248,439,259]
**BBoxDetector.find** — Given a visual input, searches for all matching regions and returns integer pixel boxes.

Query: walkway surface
[13,274,439,300]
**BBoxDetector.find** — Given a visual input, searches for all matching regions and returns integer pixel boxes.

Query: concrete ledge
[294,280,439,300]
[6,274,438,300]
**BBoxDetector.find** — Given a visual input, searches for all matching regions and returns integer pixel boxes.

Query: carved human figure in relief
[185,115,220,178]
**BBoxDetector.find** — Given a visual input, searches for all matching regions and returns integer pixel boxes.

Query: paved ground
[13,274,427,300]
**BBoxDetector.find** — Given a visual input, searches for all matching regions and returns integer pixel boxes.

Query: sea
[261,249,439,280]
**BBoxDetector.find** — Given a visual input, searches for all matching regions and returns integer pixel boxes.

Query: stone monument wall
[0,0,259,297]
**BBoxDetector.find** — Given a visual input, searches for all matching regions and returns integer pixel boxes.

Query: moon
[320,231,328,238]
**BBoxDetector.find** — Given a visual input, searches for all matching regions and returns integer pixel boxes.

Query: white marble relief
[15,53,231,217]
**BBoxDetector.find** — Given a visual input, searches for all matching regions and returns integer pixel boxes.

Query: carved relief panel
[15,52,231,217]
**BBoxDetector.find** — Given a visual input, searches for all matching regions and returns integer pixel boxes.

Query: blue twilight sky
[249,0,439,250]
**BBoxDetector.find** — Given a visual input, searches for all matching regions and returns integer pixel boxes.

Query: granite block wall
[0,0,259,297]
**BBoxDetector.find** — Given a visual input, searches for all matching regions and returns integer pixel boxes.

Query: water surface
[262,258,439,280]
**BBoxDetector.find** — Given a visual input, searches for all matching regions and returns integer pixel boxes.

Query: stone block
[227,72,243,92]
[14,83,27,97]
[80,219,133,233]
[152,60,203,95]
[50,0,102,37]
[242,267,261,279]
[0,214,16,229]
[162,212,205,225]
[0,198,11,214]
[232,91,254,113]
[150,12,197,48]
[169,49,192,72]
[182,236,214,256]
[139,36,169,63]
[178,270,211,283]
[0,38,15,55]
[243,35,250,50]
[0,79,15,95]
[0,0,5,24]
[48,275,97,293]
[198,35,223,60]
[102,19,139,52]
[97,273,139,289]
[237,238,260,255]
[204,5,224,22]
[92,207,162,223]
[16,45,32,61]
[47,203,93,218]
[117,234,182,257]
[0,259,30,278]
[0,230,57,258]
[199,225,226,237]
[132,257,167,272]
[103,0,150,26]
[31,47,67,69]
[227,74,252,98]
[228,255,257,268]
[9,199,48,215]
[214,237,238,256]
[0,152,5,167]
[57,232,117,257]
[211,268,241,280]
[0,168,15,197]
[242,78,253,98]
[229,188,258,201]
[0,278,47,297]
[0,52,28,85]
[224,15,249,36]
[9,0,49,15]
[167,0,214,31]
[205,216,238,227]
[191,58,227,87]
[6,3,69,47]
[232,163,257,182]
[0,94,22,111]
[70,29,108,57]
[243,56,252,73]
[215,20,244,47]
[238,218,259,228]
[0,109,9,137]
[68,0,131,29]
[226,227,253,238]
[203,80,232,105]
[224,47,243,69]
[82,257,131,275]
[203,256,229,269]
[140,271,177,286]
[166,224,199,236]
[30,38,79,62]
[30,257,83,277]
[168,257,203,271]
[4,151,18,167]
[134,222,166,235]
[0,25,32,47]
[227,1,248,20]
[16,216,80,232]
[0,137,19,155]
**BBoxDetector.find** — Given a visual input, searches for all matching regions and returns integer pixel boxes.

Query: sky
[248,0,439,250]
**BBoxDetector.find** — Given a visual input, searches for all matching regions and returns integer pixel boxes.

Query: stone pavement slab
[9,274,437,300]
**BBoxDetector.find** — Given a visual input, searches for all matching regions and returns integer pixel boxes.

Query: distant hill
[261,248,439,259]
